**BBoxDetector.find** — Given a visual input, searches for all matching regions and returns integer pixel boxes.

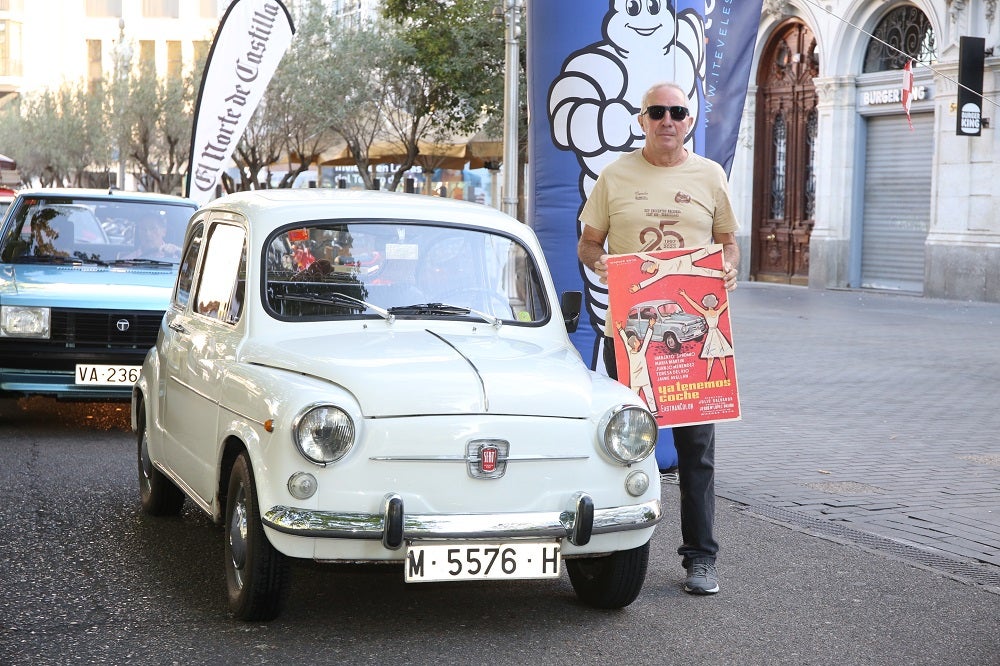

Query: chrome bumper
[262,493,661,550]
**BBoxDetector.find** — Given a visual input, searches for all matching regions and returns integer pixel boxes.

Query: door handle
[168,322,188,335]
[766,233,776,241]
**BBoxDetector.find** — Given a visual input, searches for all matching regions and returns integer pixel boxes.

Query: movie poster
[606,245,740,427]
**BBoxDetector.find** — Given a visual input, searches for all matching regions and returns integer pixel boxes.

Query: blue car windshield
[0,196,194,265]
[264,221,549,325]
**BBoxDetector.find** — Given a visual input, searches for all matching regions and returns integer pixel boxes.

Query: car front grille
[51,309,164,349]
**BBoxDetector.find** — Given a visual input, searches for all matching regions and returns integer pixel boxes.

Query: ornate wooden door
[752,20,818,285]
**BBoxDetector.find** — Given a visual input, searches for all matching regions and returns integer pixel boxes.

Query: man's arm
[714,231,740,291]
[578,224,610,284]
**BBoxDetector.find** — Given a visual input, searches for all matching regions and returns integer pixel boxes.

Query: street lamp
[113,19,132,190]
[498,0,522,219]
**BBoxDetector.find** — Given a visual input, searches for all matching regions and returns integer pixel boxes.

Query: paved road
[715,283,1000,588]
[1,283,998,665]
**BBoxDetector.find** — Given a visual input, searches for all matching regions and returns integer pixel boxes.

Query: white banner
[186,0,295,206]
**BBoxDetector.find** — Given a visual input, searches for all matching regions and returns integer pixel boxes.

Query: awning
[321,134,503,171]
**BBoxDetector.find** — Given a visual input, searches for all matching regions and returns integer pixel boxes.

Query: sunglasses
[643,105,690,121]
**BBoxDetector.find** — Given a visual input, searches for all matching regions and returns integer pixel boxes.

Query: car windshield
[264,221,549,324]
[660,303,683,315]
[0,195,193,265]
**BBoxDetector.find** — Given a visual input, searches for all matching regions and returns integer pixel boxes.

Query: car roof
[633,300,681,308]
[203,189,527,237]
[12,188,197,206]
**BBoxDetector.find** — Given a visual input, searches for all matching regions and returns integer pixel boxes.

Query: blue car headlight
[0,306,51,338]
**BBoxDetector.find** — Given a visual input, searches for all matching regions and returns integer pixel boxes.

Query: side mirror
[561,291,582,333]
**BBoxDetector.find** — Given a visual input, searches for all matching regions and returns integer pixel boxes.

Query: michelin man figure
[547,0,706,366]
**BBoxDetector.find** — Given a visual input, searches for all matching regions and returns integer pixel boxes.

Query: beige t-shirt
[579,149,740,335]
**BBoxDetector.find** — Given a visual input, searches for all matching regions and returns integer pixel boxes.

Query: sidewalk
[712,283,1000,588]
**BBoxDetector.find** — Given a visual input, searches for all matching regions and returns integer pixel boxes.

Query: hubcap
[228,486,248,587]
[140,433,153,493]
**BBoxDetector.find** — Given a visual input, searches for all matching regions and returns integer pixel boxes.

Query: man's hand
[722,262,738,292]
[592,254,609,285]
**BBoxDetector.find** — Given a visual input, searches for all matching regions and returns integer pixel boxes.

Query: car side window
[174,222,205,308]
[194,222,246,324]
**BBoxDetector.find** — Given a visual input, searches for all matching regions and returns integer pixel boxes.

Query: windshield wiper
[112,258,175,267]
[13,255,83,265]
[388,302,501,328]
[278,291,395,322]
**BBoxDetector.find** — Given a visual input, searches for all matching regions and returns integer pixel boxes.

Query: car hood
[0,264,176,310]
[243,329,599,418]
[661,313,703,325]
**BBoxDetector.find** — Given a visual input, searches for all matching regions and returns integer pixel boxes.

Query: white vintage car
[131,189,660,620]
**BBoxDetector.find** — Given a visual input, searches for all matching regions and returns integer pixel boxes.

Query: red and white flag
[902,60,914,130]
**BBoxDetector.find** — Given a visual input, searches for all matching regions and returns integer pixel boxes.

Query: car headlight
[0,305,51,338]
[598,405,657,464]
[293,404,355,465]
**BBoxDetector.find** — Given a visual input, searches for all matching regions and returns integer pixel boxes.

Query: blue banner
[527,0,762,369]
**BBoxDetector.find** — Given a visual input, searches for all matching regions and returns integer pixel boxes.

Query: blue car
[0,188,197,400]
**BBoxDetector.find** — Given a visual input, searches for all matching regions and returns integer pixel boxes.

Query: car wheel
[566,542,650,609]
[662,332,682,353]
[225,451,289,621]
[137,409,185,516]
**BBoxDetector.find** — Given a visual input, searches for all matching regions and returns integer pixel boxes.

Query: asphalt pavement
[1,282,998,665]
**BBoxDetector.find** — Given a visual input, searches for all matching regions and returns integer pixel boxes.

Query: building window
[770,113,787,220]
[87,39,103,88]
[193,40,210,69]
[139,40,155,72]
[863,6,936,72]
[804,108,817,220]
[0,19,22,77]
[167,40,182,80]
[142,0,179,19]
[85,0,122,17]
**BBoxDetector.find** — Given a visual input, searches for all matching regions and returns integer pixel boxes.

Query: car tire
[225,451,289,621]
[137,409,185,516]
[566,541,650,609]
[662,332,682,353]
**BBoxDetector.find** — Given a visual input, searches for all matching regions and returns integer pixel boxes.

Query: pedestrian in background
[577,81,740,595]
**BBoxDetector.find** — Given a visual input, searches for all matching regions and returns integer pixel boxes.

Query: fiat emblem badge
[481,445,498,473]
[466,440,509,479]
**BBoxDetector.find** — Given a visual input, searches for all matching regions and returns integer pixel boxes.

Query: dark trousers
[604,337,719,566]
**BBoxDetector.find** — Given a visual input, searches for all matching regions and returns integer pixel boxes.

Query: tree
[300,9,399,190]
[381,0,521,205]
[0,54,198,193]
[0,81,112,188]
[381,0,506,137]
[121,58,199,194]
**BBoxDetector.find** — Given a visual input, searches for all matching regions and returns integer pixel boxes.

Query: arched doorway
[751,20,819,285]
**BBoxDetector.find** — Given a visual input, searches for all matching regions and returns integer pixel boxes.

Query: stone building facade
[728,0,999,302]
